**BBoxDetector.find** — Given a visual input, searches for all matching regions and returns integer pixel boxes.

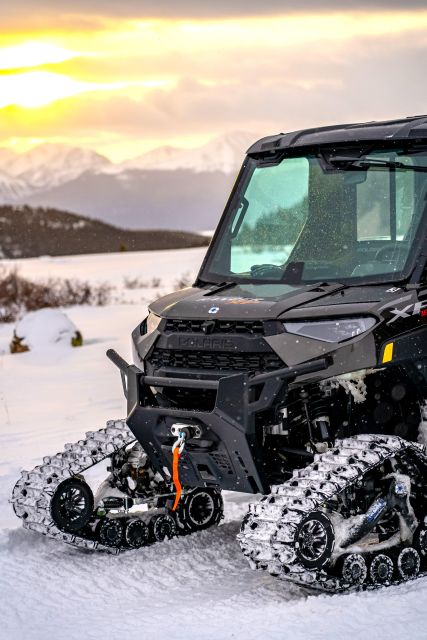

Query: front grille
[164,319,264,335]
[148,348,283,374]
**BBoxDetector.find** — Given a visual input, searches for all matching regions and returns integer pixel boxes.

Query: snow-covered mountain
[121,131,256,173]
[0,170,31,202]
[0,132,257,228]
[5,143,112,190]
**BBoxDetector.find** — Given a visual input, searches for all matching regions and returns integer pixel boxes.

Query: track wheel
[369,554,394,585]
[342,554,367,586]
[295,512,334,569]
[415,527,427,557]
[125,520,149,548]
[151,514,176,542]
[178,488,223,532]
[98,518,124,547]
[50,478,94,533]
[397,547,420,580]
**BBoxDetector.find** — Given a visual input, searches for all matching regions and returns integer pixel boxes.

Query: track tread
[11,419,136,553]
[239,434,427,592]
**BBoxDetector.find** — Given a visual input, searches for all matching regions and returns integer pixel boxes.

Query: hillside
[0,205,209,258]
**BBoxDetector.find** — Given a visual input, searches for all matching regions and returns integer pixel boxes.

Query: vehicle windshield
[202,147,427,285]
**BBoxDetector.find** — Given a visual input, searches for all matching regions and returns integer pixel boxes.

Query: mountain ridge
[0,131,258,230]
[119,131,256,172]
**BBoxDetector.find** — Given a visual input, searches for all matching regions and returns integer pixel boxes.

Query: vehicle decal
[200,296,265,305]
[378,294,412,313]
[386,300,427,324]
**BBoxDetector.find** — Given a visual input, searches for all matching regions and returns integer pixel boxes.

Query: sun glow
[0,71,101,108]
[0,41,79,71]
[0,70,174,109]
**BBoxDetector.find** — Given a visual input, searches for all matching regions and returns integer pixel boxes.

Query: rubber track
[11,420,136,553]
[238,434,427,592]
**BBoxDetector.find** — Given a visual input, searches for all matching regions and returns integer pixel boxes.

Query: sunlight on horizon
[0,70,174,109]
[0,41,79,70]
[0,72,101,108]
[1,130,219,163]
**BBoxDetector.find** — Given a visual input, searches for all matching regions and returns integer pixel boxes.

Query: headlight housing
[141,312,162,335]
[284,317,376,343]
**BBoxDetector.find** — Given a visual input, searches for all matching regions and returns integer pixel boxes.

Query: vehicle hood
[149,282,399,321]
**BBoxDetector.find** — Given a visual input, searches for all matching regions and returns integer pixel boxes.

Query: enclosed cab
[128,115,427,494]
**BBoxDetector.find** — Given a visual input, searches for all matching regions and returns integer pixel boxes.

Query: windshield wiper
[204,280,237,295]
[329,155,427,172]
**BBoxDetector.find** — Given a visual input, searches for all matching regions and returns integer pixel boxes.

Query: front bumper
[107,349,329,494]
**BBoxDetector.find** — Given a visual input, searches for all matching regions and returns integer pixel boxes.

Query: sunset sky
[1,1,427,161]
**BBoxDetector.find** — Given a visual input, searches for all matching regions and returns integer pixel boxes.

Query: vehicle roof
[247,115,427,155]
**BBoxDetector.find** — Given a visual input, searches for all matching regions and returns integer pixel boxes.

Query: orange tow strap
[172,446,182,511]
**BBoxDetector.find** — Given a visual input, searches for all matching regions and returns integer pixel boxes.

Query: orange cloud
[0,9,427,160]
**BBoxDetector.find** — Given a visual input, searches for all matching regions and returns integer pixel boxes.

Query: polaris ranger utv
[12,115,427,592]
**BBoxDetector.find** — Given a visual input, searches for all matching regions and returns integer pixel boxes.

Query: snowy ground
[1,248,427,640]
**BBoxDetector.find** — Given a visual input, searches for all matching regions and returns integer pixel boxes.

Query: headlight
[141,312,162,335]
[284,317,376,343]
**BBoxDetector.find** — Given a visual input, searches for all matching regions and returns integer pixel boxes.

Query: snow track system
[239,432,427,593]
[11,419,223,553]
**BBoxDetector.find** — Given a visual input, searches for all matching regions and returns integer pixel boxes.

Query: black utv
[13,115,427,592]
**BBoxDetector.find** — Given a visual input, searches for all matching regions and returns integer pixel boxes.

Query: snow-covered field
[1,248,427,640]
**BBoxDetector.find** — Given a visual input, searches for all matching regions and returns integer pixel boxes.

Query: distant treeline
[0,205,210,259]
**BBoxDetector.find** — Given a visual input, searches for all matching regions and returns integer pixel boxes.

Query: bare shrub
[123,275,147,290]
[123,275,163,290]
[0,268,112,323]
[174,271,193,290]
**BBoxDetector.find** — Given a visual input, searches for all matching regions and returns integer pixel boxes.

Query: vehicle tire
[125,520,150,548]
[397,547,420,580]
[151,514,176,542]
[369,554,394,585]
[98,518,124,547]
[295,511,334,569]
[178,488,223,533]
[342,554,367,586]
[50,478,94,533]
